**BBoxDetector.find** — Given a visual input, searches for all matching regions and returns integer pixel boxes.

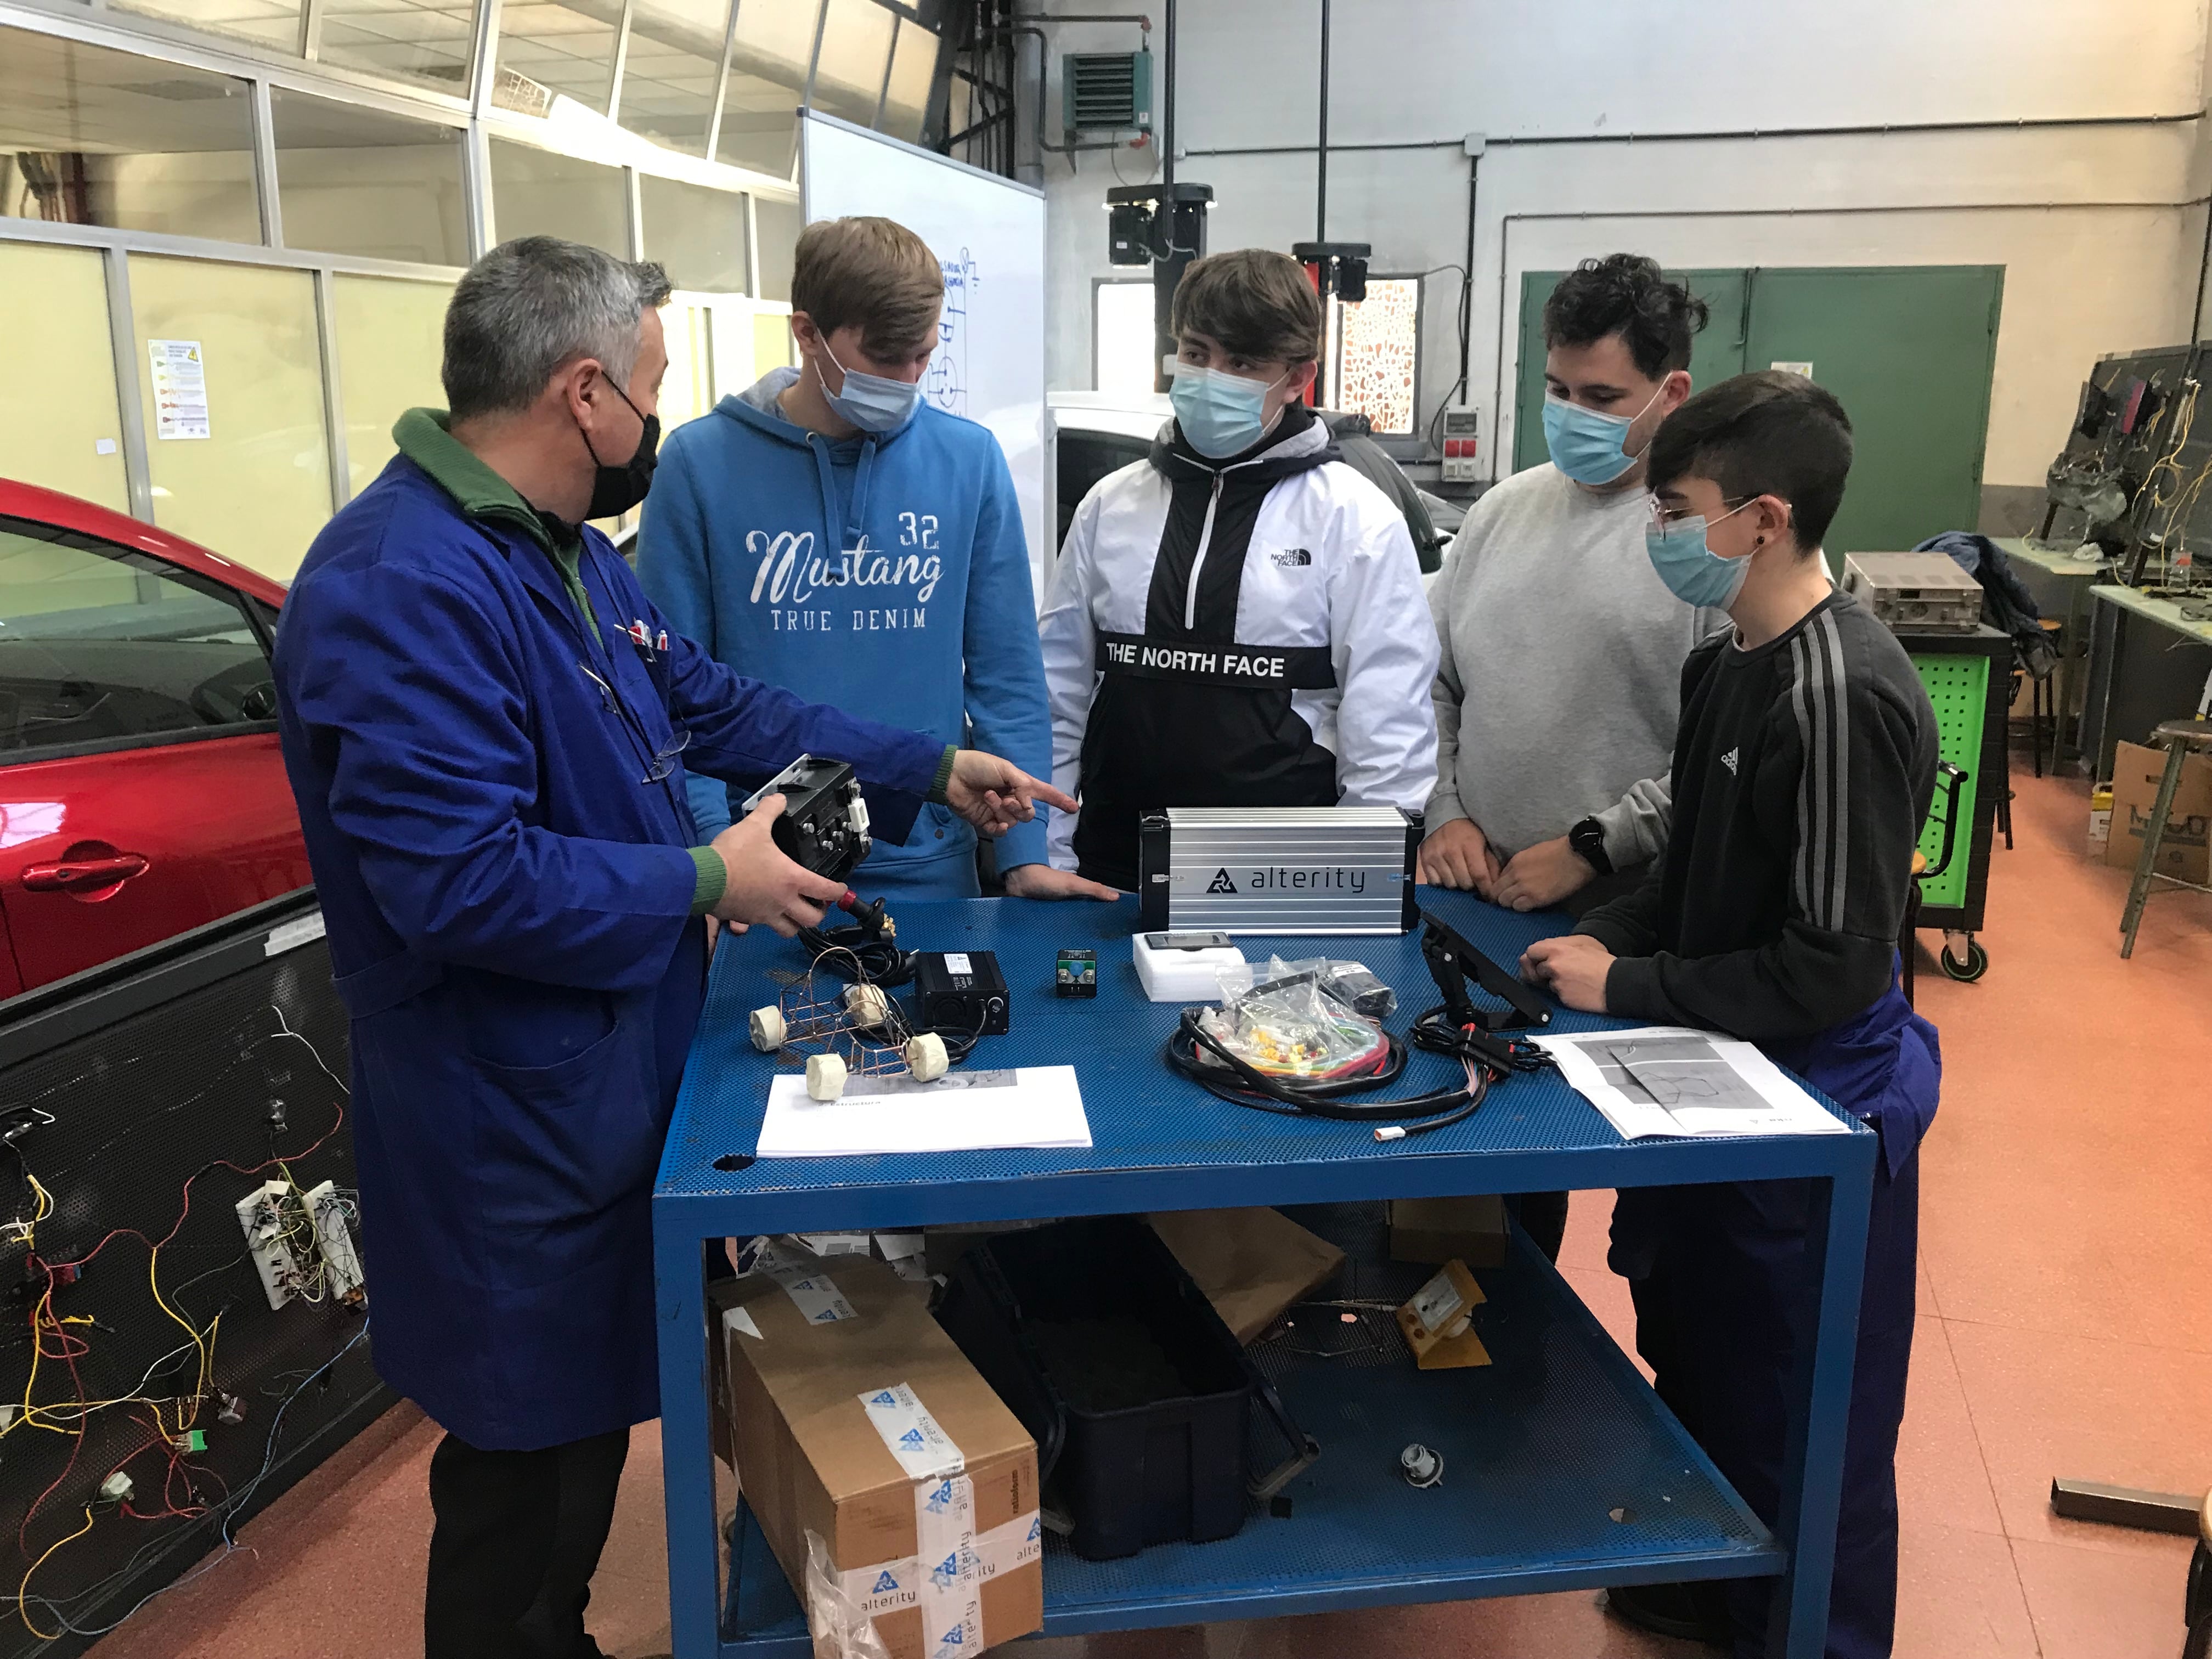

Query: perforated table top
[654,890,1872,1233]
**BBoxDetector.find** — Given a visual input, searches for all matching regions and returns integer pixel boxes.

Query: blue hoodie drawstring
[804,433,842,557]
[804,429,879,558]
[848,438,878,550]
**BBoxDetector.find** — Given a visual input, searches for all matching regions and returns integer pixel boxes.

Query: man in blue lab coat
[271,236,1071,1659]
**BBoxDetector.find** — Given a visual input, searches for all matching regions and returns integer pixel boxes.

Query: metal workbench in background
[2079,583,2212,782]
[652,893,1878,1659]
[1995,536,2104,769]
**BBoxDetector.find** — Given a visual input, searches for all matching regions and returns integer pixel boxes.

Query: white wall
[1031,0,2212,492]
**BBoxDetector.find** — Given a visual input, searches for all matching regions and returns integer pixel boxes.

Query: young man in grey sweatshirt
[1421,253,1717,1266]
[1421,255,1720,916]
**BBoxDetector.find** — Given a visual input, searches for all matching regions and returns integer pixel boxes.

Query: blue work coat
[273,455,943,1451]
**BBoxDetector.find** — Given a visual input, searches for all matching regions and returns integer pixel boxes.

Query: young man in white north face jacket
[1040,249,1439,889]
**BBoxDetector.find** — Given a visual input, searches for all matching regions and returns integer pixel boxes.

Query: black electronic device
[1417,907,1552,1036]
[914,950,1011,1037]
[741,755,870,884]
[1054,947,1098,998]
[1292,240,1372,304]
[1108,199,1155,266]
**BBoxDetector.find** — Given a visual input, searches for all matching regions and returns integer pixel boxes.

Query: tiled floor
[85,768,2212,1659]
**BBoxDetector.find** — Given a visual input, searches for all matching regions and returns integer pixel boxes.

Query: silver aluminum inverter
[1137,806,1421,935]
[1842,551,1983,633]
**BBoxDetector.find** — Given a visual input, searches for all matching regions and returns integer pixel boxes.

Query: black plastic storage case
[933,1215,1316,1561]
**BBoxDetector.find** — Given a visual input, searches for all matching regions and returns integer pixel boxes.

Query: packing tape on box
[856,1383,994,1658]
[741,1238,858,1325]
[836,1510,1045,1618]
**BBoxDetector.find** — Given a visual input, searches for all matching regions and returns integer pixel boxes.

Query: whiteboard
[799,111,1048,599]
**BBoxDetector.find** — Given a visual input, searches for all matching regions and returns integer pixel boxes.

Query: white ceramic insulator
[805,1053,849,1100]
[904,1031,949,1082]
[843,984,890,1030]
[749,1006,786,1052]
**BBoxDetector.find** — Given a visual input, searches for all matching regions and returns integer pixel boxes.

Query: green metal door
[1740,265,2004,567]
[1511,268,1749,475]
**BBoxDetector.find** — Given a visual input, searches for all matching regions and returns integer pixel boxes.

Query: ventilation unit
[1063,50,1152,138]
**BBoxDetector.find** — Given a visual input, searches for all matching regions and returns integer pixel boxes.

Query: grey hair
[442,236,673,420]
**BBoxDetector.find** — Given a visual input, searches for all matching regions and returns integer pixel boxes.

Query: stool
[2118,718,2212,958]
[2031,619,2063,778]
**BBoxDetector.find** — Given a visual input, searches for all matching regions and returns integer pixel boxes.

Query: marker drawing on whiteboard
[927,250,975,418]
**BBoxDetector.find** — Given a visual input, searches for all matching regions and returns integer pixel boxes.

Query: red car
[0,481,310,996]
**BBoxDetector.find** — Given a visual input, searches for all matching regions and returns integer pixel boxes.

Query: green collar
[392,408,577,557]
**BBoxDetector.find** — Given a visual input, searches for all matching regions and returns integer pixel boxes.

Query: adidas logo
[1206,868,1239,894]
[1720,747,1740,776]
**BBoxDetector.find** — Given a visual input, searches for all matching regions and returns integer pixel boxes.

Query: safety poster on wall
[148,339,210,441]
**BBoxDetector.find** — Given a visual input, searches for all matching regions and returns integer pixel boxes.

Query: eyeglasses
[1647,493,1754,531]
[578,660,691,783]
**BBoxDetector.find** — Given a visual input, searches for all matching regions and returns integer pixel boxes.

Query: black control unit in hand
[740,754,871,884]
[914,950,1012,1036]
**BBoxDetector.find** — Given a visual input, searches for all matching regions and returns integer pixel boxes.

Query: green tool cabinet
[1898,625,2008,977]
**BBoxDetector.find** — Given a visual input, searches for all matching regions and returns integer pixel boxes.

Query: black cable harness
[799,893,915,987]
[1164,1010,1489,1136]
[1159,912,1559,1138]
[798,923,913,987]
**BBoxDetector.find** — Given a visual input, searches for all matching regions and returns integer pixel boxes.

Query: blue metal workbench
[652,891,1877,1659]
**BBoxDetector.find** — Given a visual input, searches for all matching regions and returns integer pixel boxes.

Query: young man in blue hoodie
[640,216,1110,902]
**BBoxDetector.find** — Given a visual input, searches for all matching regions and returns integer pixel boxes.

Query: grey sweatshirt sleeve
[1593,771,1672,868]
[1423,522,1475,832]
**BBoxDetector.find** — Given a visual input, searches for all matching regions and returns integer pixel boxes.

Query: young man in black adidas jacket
[1039,249,1438,889]
[1522,373,1941,1659]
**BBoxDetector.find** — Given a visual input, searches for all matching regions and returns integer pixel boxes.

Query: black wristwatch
[1567,816,1613,876]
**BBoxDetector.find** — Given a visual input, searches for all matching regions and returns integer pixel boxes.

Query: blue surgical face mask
[1171,363,1287,459]
[1543,382,1666,486]
[1644,498,1758,608]
[818,341,923,435]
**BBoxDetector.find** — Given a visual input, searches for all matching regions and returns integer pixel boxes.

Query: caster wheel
[1939,940,1989,982]
[904,1031,949,1082]
[748,1005,786,1051]
[804,1053,848,1101]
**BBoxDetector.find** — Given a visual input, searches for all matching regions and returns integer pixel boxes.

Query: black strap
[1094,630,1337,690]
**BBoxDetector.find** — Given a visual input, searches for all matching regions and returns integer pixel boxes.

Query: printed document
[1533,1027,1848,1139]
[755,1064,1091,1158]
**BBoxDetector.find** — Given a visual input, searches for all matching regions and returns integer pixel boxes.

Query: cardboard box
[711,1255,1042,1658]
[2104,740,2212,884]
[1387,1195,1509,1268]
[1395,1259,1492,1371]
[1146,1207,1346,1345]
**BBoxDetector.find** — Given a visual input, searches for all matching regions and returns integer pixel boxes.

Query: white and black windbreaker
[1040,402,1440,888]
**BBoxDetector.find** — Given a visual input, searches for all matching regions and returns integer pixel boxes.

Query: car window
[0,517,275,760]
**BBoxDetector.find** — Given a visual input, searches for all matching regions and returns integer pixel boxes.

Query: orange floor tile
[81,765,2212,1659]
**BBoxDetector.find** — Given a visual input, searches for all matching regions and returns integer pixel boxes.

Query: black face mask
[576,375,660,520]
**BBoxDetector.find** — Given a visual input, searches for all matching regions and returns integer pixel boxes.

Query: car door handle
[22,853,151,893]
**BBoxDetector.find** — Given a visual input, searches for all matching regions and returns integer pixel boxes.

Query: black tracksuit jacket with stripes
[1577,588,1938,1044]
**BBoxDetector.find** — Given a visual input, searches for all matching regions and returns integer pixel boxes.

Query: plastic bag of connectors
[1193,971,1392,1084]
[1261,956,1397,1020]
